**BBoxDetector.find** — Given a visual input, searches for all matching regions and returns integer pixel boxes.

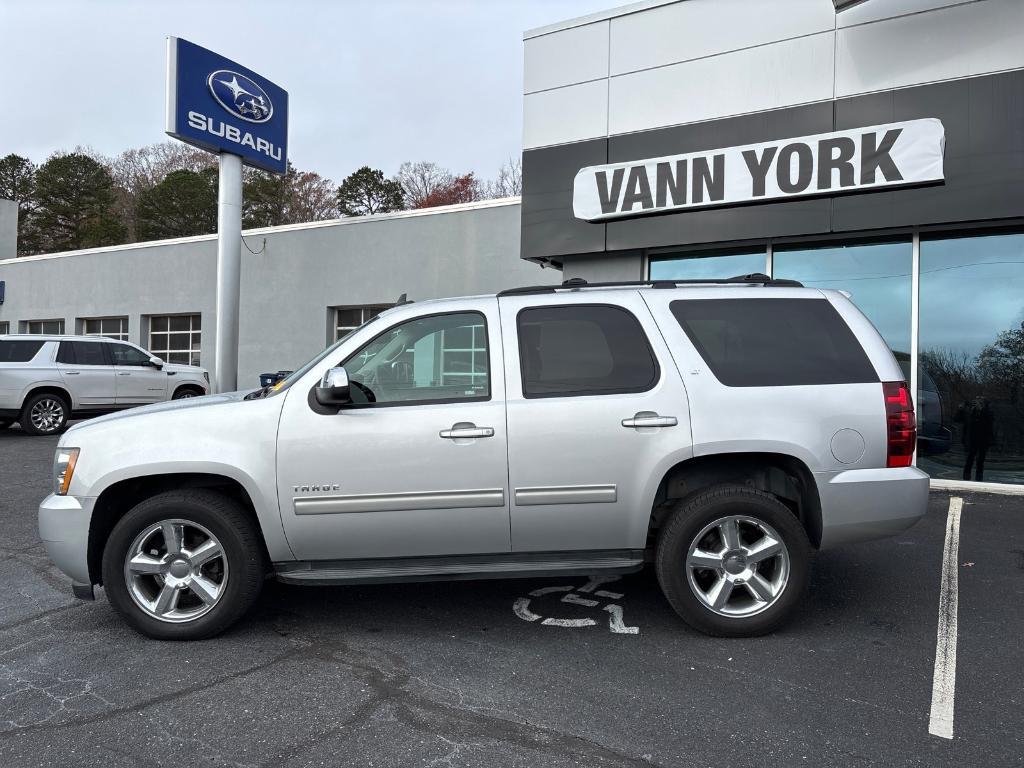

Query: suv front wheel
[656,484,811,637]
[102,489,266,640]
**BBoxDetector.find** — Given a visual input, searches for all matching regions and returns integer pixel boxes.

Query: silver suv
[1,335,209,435]
[38,276,929,640]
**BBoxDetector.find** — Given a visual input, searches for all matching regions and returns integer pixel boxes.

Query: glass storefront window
[917,232,1024,485]
[649,250,767,281]
[772,241,912,357]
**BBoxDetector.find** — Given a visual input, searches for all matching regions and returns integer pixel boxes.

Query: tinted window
[57,341,109,366]
[670,298,877,387]
[343,312,489,405]
[109,344,151,366]
[0,340,44,363]
[518,305,658,397]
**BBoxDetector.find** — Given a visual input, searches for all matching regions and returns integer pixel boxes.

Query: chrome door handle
[622,412,678,428]
[65,371,80,375]
[440,424,495,439]
[118,372,131,376]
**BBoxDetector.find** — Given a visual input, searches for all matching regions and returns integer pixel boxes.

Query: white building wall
[0,199,538,388]
[523,0,1024,149]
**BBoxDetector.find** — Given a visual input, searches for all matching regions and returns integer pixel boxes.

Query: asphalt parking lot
[1,425,1022,767]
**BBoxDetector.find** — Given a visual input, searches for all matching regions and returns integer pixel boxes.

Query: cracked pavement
[1,425,1022,766]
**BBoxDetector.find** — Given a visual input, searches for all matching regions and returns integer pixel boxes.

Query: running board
[274,550,645,586]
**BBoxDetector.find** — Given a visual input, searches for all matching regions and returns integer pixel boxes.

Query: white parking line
[928,496,963,740]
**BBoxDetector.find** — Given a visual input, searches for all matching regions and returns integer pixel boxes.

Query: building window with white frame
[149,314,201,366]
[334,305,391,342]
[23,319,65,335]
[0,321,8,335]
[81,316,129,341]
[440,322,488,387]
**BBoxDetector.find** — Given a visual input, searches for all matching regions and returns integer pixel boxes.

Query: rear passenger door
[499,291,692,553]
[55,340,116,407]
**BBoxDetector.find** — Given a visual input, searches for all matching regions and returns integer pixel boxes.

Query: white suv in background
[0,335,209,435]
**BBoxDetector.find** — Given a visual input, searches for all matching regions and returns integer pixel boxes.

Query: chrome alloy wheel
[124,519,229,623]
[30,398,65,433]
[685,515,790,618]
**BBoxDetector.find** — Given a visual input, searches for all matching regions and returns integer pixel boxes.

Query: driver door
[276,300,511,561]
[108,342,168,404]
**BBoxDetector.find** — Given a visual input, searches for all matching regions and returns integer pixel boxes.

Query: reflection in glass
[918,232,1024,485]
[649,251,767,281]
[773,241,912,355]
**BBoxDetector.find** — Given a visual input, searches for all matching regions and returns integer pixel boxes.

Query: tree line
[0,146,522,257]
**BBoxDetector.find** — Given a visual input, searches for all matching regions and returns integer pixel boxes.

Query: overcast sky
[0,0,615,183]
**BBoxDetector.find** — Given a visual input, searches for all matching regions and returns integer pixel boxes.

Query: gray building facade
[519,0,1024,489]
[0,198,539,387]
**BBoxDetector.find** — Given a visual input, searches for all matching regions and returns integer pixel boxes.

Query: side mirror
[315,366,351,407]
[148,356,164,369]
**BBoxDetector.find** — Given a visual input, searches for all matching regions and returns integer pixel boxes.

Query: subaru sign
[165,37,288,174]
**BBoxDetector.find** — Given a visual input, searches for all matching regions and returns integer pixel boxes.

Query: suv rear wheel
[102,489,266,640]
[656,484,810,637]
[21,392,69,436]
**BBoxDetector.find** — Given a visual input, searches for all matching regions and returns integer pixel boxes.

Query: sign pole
[165,37,287,391]
[214,152,243,393]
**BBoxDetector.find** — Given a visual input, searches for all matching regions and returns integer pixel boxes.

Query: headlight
[53,448,80,496]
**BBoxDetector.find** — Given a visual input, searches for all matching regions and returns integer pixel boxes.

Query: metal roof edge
[0,197,522,266]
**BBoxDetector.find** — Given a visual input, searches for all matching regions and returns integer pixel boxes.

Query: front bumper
[816,466,930,549]
[38,493,94,585]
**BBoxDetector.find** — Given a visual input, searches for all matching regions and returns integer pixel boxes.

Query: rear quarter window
[0,340,45,363]
[669,298,878,387]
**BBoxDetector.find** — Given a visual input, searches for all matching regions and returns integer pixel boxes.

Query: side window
[109,344,152,367]
[0,340,44,362]
[57,341,108,366]
[56,342,76,364]
[517,304,659,398]
[342,312,489,405]
[57,341,109,365]
[669,298,878,387]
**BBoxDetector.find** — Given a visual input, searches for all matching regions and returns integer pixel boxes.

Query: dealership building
[2,0,1023,488]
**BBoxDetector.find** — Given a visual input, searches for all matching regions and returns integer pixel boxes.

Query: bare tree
[483,156,522,198]
[396,161,453,209]
[288,169,339,222]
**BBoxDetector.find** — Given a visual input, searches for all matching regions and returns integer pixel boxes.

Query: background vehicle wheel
[0,418,12,430]
[20,392,69,436]
[102,489,266,640]
[172,386,203,400]
[655,484,811,637]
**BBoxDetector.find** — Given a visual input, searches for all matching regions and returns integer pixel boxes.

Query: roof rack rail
[496,273,803,297]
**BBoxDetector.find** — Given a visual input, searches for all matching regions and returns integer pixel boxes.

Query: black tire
[0,418,12,430]
[172,386,203,400]
[20,392,70,436]
[655,484,811,637]
[102,489,266,640]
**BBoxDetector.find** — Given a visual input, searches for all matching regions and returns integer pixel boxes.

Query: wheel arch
[87,472,271,585]
[648,452,822,549]
[172,383,206,399]
[22,384,74,413]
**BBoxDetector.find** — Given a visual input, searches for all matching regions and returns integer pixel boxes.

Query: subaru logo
[207,69,273,124]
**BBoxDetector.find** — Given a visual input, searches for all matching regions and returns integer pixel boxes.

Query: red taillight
[883,381,916,468]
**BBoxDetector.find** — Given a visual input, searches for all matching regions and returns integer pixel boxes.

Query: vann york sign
[573,119,945,222]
